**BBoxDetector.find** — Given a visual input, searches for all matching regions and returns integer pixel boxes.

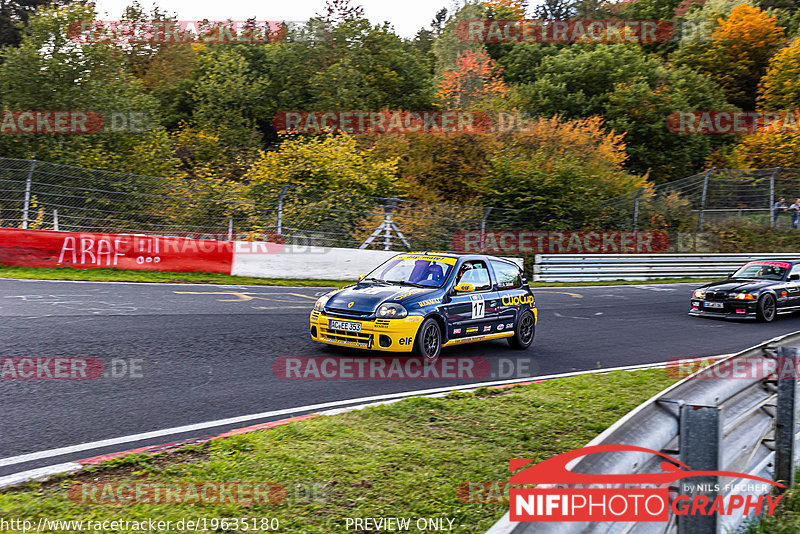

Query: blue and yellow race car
[309,252,537,361]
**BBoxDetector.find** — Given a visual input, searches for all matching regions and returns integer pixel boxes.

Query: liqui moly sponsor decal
[452,231,670,254]
[509,444,784,522]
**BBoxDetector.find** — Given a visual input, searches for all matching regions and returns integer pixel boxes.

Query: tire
[508,310,536,350]
[413,318,442,363]
[756,294,777,323]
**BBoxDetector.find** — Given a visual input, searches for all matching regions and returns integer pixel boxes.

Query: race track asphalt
[2,278,800,475]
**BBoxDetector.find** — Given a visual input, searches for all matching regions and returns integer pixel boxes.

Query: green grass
[0,265,347,287]
[0,264,711,288]
[527,277,713,287]
[747,479,800,533]
[0,369,678,533]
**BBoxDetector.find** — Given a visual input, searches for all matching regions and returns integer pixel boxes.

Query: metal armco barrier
[533,253,799,282]
[486,331,800,534]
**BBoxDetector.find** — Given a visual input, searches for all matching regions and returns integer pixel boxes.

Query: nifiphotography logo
[509,444,784,522]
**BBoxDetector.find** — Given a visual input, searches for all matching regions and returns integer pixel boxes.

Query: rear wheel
[413,318,442,362]
[508,310,535,350]
[756,294,777,322]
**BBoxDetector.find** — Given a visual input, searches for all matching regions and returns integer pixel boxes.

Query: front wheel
[413,318,442,362]
[756,294,777,322]
[508,310,536,350]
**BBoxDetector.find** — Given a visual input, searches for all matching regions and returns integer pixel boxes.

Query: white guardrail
[533,253,800,282]
[486,331,800,534]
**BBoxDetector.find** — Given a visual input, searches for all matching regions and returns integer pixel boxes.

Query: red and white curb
[0,356,724,491]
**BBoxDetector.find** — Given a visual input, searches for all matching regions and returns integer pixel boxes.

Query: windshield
[731,261,790,281]
[363,255,456,288]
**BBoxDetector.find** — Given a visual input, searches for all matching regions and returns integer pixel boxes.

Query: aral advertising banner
[452,231,671,254]
[0,228,233,274]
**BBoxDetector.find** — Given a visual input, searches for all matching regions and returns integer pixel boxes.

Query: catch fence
[0,159,798,252]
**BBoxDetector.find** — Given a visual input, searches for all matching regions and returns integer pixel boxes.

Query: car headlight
[693,289,706,298]
[377,302,407,319]
[733,293,756,300]
[314,295,330,311]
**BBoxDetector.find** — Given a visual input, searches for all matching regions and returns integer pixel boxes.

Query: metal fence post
[53,209,59,231]
[21,160,35,229]
[480,207,493,252]
[227,219,233,241]
[632,187,644,231]
[775,346,798,490]
[276,185,289,235]
[769,167,780,228]
[696,168,714,232]
[678,404,721,534]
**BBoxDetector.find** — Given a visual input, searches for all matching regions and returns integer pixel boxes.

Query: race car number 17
[471,297,485,319]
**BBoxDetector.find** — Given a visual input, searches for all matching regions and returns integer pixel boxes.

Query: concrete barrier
[231,243,398,280]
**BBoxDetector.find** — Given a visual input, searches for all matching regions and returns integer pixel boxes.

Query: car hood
[698,279,776,293]
[326,283,439,313]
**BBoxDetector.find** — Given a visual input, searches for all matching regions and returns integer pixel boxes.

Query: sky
[92,0,456,38]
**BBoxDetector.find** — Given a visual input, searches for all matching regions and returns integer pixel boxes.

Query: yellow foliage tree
[675,4,785,109]
[484,0,527,19]
[758,38,800,110]
[731,130,800,168]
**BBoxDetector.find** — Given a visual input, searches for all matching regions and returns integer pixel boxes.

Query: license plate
[329,319,361,332]
[703,302,724,309]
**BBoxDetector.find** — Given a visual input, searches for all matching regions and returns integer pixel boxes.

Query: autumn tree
[481,116,647,228]
[436,49,509,109]
[673,4,785,109]
[758,37,800,109]
[731,130,800,167]
[484,0,527,19]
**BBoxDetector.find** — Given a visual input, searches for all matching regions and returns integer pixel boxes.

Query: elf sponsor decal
[452,231,670,254]
[509,444,784,523]
[502,295,534,306]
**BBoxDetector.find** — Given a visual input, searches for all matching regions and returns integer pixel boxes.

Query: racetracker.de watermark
[67,20,305,44]
[69,482,286,505]
[273,356,538,380]
[457,20,674,43]
[667,111,800,134]
[0,111,153,134]
[451,231,671,255]
[666,355,800,380]
[0,357,143,380]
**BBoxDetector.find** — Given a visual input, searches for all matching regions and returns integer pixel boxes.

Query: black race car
[689,259,800,322]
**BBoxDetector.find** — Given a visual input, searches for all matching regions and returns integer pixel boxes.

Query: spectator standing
[774,197,788,227]
[790,198,800,229]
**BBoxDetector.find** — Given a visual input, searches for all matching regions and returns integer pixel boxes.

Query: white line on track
[0,358,694,469]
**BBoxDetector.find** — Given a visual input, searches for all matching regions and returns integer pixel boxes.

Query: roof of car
[404,251,520,265]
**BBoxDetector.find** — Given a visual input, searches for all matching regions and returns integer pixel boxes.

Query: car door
[490,260,529,332]
[786,263,800,308]
[442,259,500,340]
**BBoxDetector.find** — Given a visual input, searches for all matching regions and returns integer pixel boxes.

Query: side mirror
[454,282,474,293]
[790,274,800,281]
[358,275,365,281]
